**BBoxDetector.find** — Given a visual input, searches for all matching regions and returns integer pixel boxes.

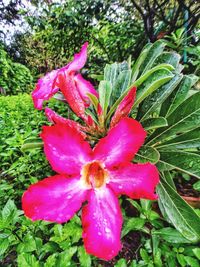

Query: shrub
[0,45,33,95]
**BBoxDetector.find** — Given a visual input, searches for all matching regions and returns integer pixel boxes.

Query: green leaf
[161,170,176,189]
[193,181,200,192]
[157,176,200,242]
[141,117,168,131]
[134,64,174,88]
[148,92,200,145]
[112,69,132,103]
[161,75,194,118]
[114,259,127,267]
[104,63,119,85]
[86,93,99,111]
[122,218,145,237]
[177,254,187,267]
[1,199,17,220]
[17,234,37,253]
[138,74,182,121]
[0,238,9,256]
[153,52,181,69]
[140,248,150,263]
[132,43,151,82]
[57,247,77,266]
[184,256,200,267]
[98,80,112,117]
[21,142,43,151]
[192,248,200,260]
[134,145,160,164]
[153,227,191,243]
[139,40,165,75]
[157,127,200,150]
[17,253,40,267]
[78,246,91,267]
[132,69,174,110]
[159,150,200,179]
[44,254,57,267]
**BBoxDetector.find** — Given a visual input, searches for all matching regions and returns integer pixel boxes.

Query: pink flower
[32,43,98,123]
[22,117,159,260]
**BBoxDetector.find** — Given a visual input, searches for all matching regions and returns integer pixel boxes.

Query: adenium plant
[22,40,200,260]
[22,43,160,260]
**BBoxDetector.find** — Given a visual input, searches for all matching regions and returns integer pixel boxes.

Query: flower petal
[110,87,136,128]
[45,107,87,139]
[82,187,122,260]
[74,73,99,107]
[93,117,146,168]
[67,42,88,72]
[22,175,88,223]
[32,70,59,109]
[57,72,89,122]
[31,42,89,110]
[40,123,92,175]
[108,162,159,200]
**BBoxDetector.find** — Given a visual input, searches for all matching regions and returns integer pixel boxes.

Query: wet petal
[110,87,136,128]
[74,73,98,107]
[67,42,88,72]
[45,107,87,139]
[82,187,122,260]
[40,123,92,175]
[22,175,88,223]
[93,117,146,168]
[32,70,59,109]
[57,72,89,122]
[108,162,159,200]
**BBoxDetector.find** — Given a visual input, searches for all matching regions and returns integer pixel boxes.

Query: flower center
[81,161,108,188]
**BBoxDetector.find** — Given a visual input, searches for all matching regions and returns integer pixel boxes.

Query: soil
[176,176,200,198]
[97,231,142,267]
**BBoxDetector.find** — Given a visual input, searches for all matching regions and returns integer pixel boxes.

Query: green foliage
[7,1,143,75]
[0,45,33,94]
[97,40,200,244]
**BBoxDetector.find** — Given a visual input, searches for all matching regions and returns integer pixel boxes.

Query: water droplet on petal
[105,227,111,233]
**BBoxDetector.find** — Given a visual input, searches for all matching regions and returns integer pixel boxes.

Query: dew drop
[105,227,111,233]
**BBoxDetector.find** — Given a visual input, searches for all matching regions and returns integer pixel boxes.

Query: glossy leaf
[122,218,145,237]
[112,70,132,103]
[161,75,196,118]
[159,150,200,179]
[153,51,181,69]
[157,176,200,242]
[157,127,200,150]
[132,43,151,82]
[21,142,43,151]
[132,69,174,110]
[153,227,192,243]
[148,92,200,145]
[138,74,182,121]
[134,145,160,164]
[139,40,165,75]
[134,64,174,88]
[141,117,168,131]
[98,80,112,117]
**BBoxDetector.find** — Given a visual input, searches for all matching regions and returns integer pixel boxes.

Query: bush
[0,46,33,95]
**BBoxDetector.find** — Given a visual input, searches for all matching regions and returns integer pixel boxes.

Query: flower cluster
[22,43,159,260]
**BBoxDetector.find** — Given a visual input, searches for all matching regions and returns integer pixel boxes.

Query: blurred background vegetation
[0,0,199,94]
